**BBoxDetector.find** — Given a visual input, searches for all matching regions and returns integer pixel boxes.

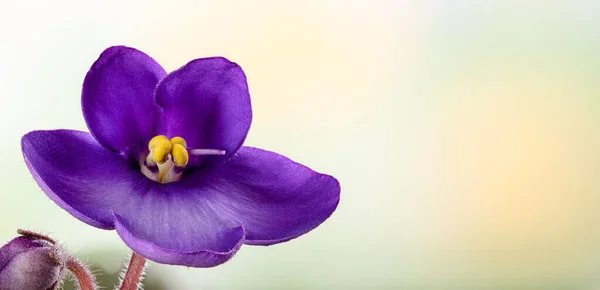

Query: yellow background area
[1,1,600,289]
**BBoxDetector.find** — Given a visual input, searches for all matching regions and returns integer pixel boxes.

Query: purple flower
[21,46,340,267]
[0,236,65,289]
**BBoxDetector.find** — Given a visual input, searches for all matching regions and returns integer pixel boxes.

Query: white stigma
[189,149,226,156]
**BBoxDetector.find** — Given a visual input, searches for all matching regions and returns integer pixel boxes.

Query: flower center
[139,135,225,183]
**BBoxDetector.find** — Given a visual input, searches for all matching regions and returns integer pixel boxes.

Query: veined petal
[188,146,341,245]
[114,214,244,267]
[112,166,249,267]
[82,46,166,157]
[21,130,143,229]
[155,57,252,166]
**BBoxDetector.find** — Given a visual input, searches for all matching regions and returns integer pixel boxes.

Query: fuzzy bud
[0,235,65,290]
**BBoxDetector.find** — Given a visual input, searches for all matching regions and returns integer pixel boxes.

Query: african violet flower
[21,46,340,267]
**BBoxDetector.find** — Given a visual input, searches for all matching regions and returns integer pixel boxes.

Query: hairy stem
[119,252,147,290]
[66,256,97,290]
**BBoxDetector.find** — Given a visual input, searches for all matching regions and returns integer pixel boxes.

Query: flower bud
[0,235,65,290]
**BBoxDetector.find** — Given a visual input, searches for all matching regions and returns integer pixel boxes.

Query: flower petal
[21,129,142,229]
[155,57,252,166]
[191,146,341,245]
[82,46,166,156]
[114,215,244,267]
[111,167,250,267]
[112,185,246,267]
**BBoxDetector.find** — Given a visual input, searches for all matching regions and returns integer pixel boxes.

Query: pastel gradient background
[1,1,600,289]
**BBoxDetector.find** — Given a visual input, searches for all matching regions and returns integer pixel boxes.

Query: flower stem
[119,252,147,290]
[66,256,97,290]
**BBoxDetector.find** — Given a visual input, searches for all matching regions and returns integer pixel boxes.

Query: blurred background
[1,0,600,289]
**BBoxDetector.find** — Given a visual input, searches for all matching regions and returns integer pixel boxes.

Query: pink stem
[119,252,147,290]
[66,256,96,290]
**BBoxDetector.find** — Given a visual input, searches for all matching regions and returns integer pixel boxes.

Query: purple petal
[22,130,246,267]
[192,146,341,245]
[114,215,244,267]
[112,189,246,267]
[22,130,141,229]
[82,46,166,157]
[155,57,252,166]
[111,167,249,267]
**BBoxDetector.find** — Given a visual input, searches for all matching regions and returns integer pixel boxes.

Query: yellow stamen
[170,136,187,148]
[151,139,172,164]
[171,144,189,167]
[148,135,168,150]
[141,135,208,183]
